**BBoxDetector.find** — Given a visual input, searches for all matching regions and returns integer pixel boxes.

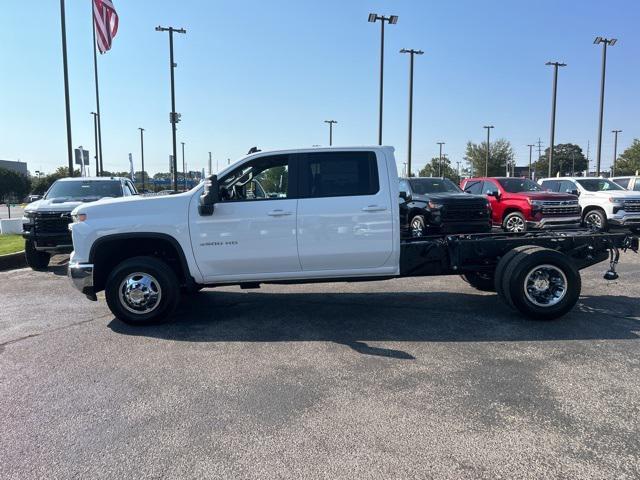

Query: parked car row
[400,174,640,238]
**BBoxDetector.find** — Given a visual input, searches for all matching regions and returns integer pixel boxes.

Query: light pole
[324,120,337,146]
[368,13,398,145]
[59,0,73,176]
[611,129,622,176]
[545,61,566,178]
[437,142,445,176]
[400,48,423,177]
[91,112,99,176]
[181,141,186,191]
[138,128,145,191]
[483,126,494,176]
[156,25,187,192]
[527,144,534,179]
[594,36,617,177]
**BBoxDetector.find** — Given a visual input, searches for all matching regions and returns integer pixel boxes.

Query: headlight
[529,199,544,207]
[72,213,87,223]
[608,197,623,205]
[428,201,442,209]
[23,211,35,223]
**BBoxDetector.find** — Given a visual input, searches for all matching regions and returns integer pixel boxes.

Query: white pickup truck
[68,147,638,325]
[539,176,640,232]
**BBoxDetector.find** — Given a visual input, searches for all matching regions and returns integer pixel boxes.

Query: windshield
[408,178,461,194]
[45,180,123,200]
[497,178,543,193]
[576,178,624,192]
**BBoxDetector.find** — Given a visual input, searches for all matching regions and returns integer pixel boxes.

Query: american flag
[93,0,119,54]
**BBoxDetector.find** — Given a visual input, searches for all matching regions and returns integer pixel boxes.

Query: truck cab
[22,177,137,270]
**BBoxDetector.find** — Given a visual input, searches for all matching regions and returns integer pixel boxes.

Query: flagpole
[59,0,74,177]
[91,2,104,176]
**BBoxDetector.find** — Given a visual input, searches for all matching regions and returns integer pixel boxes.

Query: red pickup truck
[461,177,581,232]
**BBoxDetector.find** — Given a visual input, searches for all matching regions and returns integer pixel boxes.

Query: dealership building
[0,159,28,176]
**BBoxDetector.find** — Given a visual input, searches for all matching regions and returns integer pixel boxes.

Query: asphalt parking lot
[1,253,639,479]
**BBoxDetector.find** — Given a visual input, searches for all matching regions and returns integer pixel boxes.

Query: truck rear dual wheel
[25,240,51,271]
[105,256,179,326]
[495,247,581,320]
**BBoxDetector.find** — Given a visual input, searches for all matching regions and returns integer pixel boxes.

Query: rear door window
[298,151,379,198]
[541,180,559,192]
[614,178,630,189]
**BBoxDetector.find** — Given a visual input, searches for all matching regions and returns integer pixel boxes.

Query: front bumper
[527,216,581,229]
[609,213,640,226]
[68,262,96,300]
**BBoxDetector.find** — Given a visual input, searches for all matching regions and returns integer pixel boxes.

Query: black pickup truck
[399,177,492,237]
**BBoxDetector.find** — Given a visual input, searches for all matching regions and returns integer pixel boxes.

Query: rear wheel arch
[89,233,193,292]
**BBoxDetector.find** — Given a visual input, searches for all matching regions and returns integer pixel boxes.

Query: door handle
[361,205,387,212]
[267,209,293,216]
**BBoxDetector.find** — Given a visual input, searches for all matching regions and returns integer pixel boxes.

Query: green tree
[531,143,587,178]
[614,139,640,175]
[0,168,31,202]
[464,139,513,177]
[418,157,460,184]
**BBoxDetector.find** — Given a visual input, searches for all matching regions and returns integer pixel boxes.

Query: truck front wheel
[25,240,51,271]
[502,212,527,233]
[105,256,179,326]
[499,248,581,320]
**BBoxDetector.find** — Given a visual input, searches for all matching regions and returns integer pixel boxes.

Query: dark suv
[399,177,491,237]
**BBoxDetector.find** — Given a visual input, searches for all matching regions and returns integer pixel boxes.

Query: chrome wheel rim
[411,218,424,237]
[585,212,603,230]
[119,272,162,315]
[505,216,526,232]
[524,264,567,307]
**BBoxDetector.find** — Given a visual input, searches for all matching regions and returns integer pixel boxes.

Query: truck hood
[72,191,194,217]
[509,191,578,201]
[24,197,108,213]
[581,190,640,201]
[413,192,487,203]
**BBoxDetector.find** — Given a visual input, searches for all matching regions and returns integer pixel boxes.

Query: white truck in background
[67,147,638,325]
[539,177,640,232]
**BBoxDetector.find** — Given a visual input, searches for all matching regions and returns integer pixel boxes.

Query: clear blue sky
[1,0,638,175]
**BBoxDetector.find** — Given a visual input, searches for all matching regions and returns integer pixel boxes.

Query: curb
[0,251,27,271]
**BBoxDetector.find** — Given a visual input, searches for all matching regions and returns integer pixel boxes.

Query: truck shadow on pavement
[107,290,640,359]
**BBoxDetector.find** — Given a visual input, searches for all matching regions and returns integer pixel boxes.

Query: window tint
[541,180,559,192]
[463,180,483,195]
[613,178,630,189]
[559,180,576,193]
[409,178,461,194]
[220,155,289,201]
[575,179,623,192]
[300,151,379,198]
[481,181,498,195]
[634,181,640,192]
[497,178,543,193]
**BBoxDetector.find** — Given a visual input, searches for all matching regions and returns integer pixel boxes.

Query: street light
[527,144,534,179]
[594,36,617,177]
[437,142,445,176]
[368,13,398,145]
[138,128,145,191]
[545,61,566,177]
[156,25,187,192]
[400,48,424,177]
[611,129,622,176]
[483,126,494,176]
[324,120,337,146]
